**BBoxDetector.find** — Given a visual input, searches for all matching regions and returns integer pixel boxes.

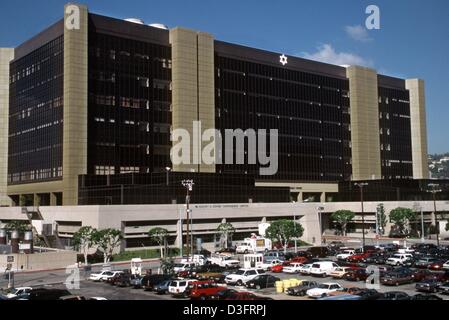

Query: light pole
[420,206,425,243]
[355,182,368,252]
[428,183,442,247]
[293,214,297,253]
[165,167,171,186]
[182,180,194,259]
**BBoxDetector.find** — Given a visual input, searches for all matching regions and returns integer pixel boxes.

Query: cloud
[345,25,373,42]
[301,44,373,67]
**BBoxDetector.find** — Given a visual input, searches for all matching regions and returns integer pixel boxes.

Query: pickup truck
[188,281,227,300]
[386,253,414,266]
[224,268,265,286]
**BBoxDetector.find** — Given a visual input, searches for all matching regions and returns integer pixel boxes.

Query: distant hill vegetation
[429,153,449,179]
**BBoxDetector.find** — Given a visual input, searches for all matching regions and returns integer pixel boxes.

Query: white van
[168,279,197,297]
[173,262,197,273]
[310,261,340,277]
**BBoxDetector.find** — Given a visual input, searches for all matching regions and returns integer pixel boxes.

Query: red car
[346,252,370,263]
[188,281,226,300]
[288,256,309,264]
[428,261,445,271]
[224,292,273,300]
[271,264,284,273]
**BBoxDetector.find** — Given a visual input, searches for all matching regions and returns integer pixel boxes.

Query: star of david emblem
[280,54,288,66]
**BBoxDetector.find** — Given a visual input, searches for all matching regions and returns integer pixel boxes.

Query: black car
[415,279,443,293]
[215,289,238,300]
[24,288,72,300]
[439,281,449,295]
[286,280,319,296]
[355,289,383,301]
[379,291,410,301]
[411,294,443,301]
[142,274,172,291]
[245,275,280,289]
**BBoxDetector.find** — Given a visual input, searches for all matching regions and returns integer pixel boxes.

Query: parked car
[329,267,351,279]
[347,252,371,263]
[3,287,33,299]
[89,270,123,282]
[214,289,238,300]
[154,280,172,295]
[310,261,339,277]
[287,256,309,264]
[307,246,330,258]
[224,268,265,286]
[428,260,445,271]
[270,264,284,273]
[298,264,313,275]
[411,269,434,282]
[168,279,197,298]
[343,268,371,282]
[378,291,410,301]
[336,250,356,261]
[224,291,273,301]
[261,259,284,271]
[438,281,449,294]
[24,288,72,301]
[306,283,344,299]
[245,275,280,289]
[415,257,440,269]
[411,294,443,300]
[263,250,285,263]
[355,289,383,300]
[443,260,449,270]
[282,263,304,274]
[286,280,319,296]
[415,278,443,293]
[173,262,197,273]
[142,274,173,291]
[188,281,226,300]
[381,272,414,286]
[386,253,414,266]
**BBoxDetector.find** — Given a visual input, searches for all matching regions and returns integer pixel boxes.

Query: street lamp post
[182,180,194,259]
[165,167,171,186]
[317,206,324,245]
[293,214,297,253]
[428,183,442,247]
[355,182,368,252]
[420,206,425,243]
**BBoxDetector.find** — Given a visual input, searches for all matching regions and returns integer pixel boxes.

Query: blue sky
[1,0,448,153]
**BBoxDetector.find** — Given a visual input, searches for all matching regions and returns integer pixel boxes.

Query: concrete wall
[0,48,14,206]
[406,79,429,179]
[347,66,382,180]
[0,251,77,271]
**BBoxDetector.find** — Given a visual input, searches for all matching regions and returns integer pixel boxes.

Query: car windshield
[312,264,320,268]
[235,270,245,275]
[318,284,330,289]
[173,264,184,268]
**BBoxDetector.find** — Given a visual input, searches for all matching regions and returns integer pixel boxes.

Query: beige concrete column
[405,79,429,179]
[297,192,304,203]
[320,192,326,203]
[169,28,216,173]
[50,193,57,206]
[346,66,382,180]
[0,48,14,207]
[63,4,89,205]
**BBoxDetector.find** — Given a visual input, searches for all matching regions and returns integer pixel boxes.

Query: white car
[336,250,355,260]
[386,253,414,266]
[261,259,283,271]
[298,264,313,275]
[168,279,197,297]
[443,260,449,270]
[89,270,122,282]
[329,267,351,279]
[310,261,339,277]
[5,287,33,299]
[225,268,265,286]
[282,263,304,274]
[306,282,344,298]
[173,262,197,273]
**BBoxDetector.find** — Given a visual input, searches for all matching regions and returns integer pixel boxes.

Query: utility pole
[182,180,194,258]
[355,182,368,252]
[165,167,171,186]
[428,183,442,247]
[420,206,425,243]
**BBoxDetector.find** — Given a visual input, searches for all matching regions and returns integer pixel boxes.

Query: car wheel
[244,250,249,254]
[395,282,399,286]
[200,295,207,301]
[321,293,327,298]
[256,285,261,290]
[237,280,243,286]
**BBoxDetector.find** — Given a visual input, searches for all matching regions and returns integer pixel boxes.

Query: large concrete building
[1,3,442,208]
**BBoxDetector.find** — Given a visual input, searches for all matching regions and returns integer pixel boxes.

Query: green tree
[148,227,169,258]
[330,210,355,236]
[92,229,123,263]
[72,226,96,265]
[4,220,31,233]
[265,220,304,253]
[389,207,416,236]
[216,222,235,249]
[376,204,387,235]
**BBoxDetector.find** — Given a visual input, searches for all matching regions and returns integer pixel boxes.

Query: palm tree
[216,223,235,249]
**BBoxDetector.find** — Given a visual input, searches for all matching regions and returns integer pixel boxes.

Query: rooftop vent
[148,23,169,30]
[124,18,144,25]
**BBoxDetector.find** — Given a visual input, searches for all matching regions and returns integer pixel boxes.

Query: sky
[0,0,448,154]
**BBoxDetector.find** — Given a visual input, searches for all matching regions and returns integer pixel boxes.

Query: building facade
[1,3,435,207]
